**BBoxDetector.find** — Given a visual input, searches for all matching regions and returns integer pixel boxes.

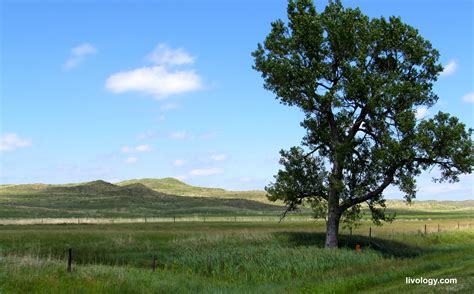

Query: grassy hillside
[118,178,474,212]
[117,178,269,202]
[1,178,472,220]
[0,180,281,219]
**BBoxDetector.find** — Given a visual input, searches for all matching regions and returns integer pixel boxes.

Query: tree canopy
[253,0,473,248]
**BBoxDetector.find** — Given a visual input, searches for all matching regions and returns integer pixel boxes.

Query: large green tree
[253,0,473,248]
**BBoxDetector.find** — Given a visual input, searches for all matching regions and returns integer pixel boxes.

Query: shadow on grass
[274,232,424,258]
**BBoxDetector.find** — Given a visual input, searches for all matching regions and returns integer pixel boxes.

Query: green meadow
[1,179,473,293]
[1,221,473,293]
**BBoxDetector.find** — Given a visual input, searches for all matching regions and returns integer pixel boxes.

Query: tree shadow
[274,232,424,258]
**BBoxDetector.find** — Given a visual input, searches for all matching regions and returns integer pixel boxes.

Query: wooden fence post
[349,227,352,236]
[207,255,212,274]
[67,248,72,272]
[173,216,176,223]
[152,255,156,272]
[369,227,372,238]
[424,224,427,235]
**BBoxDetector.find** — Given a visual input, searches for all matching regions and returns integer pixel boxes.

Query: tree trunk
[325,206,341,248]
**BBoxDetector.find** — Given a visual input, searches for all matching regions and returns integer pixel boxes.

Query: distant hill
[384,199,474,211]
[1,178,472,219]
[0,180,281,219]
[116,178,270,203]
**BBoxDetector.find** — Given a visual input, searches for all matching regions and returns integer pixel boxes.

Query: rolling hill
[1,178,472,219]
[117,178,269,202]
[0,180,282,219]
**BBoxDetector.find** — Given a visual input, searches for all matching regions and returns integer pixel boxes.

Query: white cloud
[210,153,227,161]
[160,103,180,110]
[147,44,194,66]
[200,131,217,139]
[105,66,201,99]
[173,159,185,166]
[415,106,430,119]
[121,146,132,153]
[122,145,153,153]
[138,130,157,140]
[105,44,202,99]
[135,145,153,152]
[63,43,97,70]
[461,92,474,104]
[189,168,224,177]
[72,43,97,55]
[170,131,194,140]
[440,60,458,76]
[0,133,32,151]
[125,156,138,164]
[156,115,166,121]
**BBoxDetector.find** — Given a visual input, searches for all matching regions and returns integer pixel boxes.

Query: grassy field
[1,218,473,293]
[1,178,473,292]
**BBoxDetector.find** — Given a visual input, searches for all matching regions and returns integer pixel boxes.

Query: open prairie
[0,181,473,293]
[1,219,473,293]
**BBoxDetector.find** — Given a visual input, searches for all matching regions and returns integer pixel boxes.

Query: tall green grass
[1,221,473,293]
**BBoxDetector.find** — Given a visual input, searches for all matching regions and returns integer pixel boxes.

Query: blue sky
[1,0,473,200]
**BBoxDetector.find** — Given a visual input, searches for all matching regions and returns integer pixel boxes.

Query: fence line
[0,215,318,225]
[1,217,473,230]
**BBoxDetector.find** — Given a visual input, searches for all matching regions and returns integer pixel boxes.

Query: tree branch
[303,145,323,158]
[346,106,368,141]
[339,164,398,210]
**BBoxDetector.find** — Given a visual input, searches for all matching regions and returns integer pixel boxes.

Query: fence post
[152,255,156,272]
[458,221,460,229]
[438,224,440,233]
[424,224,427,235]
[369,227,372,238]
[349,227,352,236]
[173,216,176,223]
[67,248,72,272]
[207,255,212,274]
